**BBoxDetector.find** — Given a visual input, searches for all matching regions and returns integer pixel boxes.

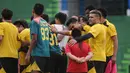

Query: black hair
[33,3,44,15]
[0,18,2,22]
[97,8,107,18]
[20,20,29,28]
[85,5,95,11]
[1,8,13,20]
[78,16,88,24]
[65,18,77,27]
[41,13,49,22]
[55,12,67,24]
[72,28,81,38]
[71,28,83,50]
[14,20,28,28]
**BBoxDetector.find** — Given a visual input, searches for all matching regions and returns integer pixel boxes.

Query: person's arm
[108,23,118,63]
[0,36,3,44]
[57,30,71,36]
[65,44,84,63]
[68,33,93,46]
[21,41,30,47]
[0,24,4,44]
[80,43,93,62]
[75,33,93,42]
[66,53,85,63]
[84,52,93,61]
[66,53,80,61]
[27,34,37,54]
[50,25,71,35]
[111,35,118,63]
[25,34,37,64]
[25,21,38,64]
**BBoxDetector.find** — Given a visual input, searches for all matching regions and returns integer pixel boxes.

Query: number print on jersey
[50,33,58,46]
[41,27,49,40]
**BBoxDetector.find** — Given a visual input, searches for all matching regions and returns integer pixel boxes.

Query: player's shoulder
[0,22,8,26]
[32,17,42,24]
[83,25,90,29]
[106,20,114,26]
[10,22,18,29]
[91,23,102,29]
[22,28,30,33]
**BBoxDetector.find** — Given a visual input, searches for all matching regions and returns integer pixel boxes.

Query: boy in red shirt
[65,28,93,73]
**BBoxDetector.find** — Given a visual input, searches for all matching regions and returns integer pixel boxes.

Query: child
[65,28,93,73]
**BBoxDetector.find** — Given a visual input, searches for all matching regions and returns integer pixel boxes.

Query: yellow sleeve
[69,31,72,35]
[0,23,4,36]
[19,29,29,42]
[83,25,90,32]
[89,24,101,38]
[27,29,31,42]
[108,24,117,36]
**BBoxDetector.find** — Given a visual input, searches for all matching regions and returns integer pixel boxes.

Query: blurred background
[0,0,130,73]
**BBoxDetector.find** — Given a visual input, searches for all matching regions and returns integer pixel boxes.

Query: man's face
[68,21,78,30]
[79,17,84,24]
[15,25,24,33]
[68,23,75,30]
[55,18,60,24]
[88,14,99,25]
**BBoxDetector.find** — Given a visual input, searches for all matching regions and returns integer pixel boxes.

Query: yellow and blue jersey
[49,31,61,54]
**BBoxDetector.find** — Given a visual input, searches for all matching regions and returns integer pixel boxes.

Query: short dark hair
[66,18,77,27]
[72,28,83,50]
[41,13,49,22]
[97,8,107,18]
[78,16,88,23]
[14,20,28,28]
[33,3,44,15]
[1,8,13,20]
[72,28,81,38]
[89,10,102,18]
[85,5,95,11]
[55,12,67,24]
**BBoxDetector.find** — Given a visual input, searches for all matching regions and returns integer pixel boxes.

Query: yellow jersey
[18,28,30,65]
[89,24,106,62]
[105,20,117,57]
[0,22,19,58]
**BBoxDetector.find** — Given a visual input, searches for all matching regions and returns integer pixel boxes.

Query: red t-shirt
[65,42,91,72]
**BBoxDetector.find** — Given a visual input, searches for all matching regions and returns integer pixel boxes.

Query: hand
[111,55,116,64]
[68,39,77,46]
[25,52,31,64]
[76,57,85,63]
[80,58,87,63]
[50,26,57,33]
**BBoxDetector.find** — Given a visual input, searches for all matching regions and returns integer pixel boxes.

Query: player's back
[0,22,19,58]
[30,17,50,57]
